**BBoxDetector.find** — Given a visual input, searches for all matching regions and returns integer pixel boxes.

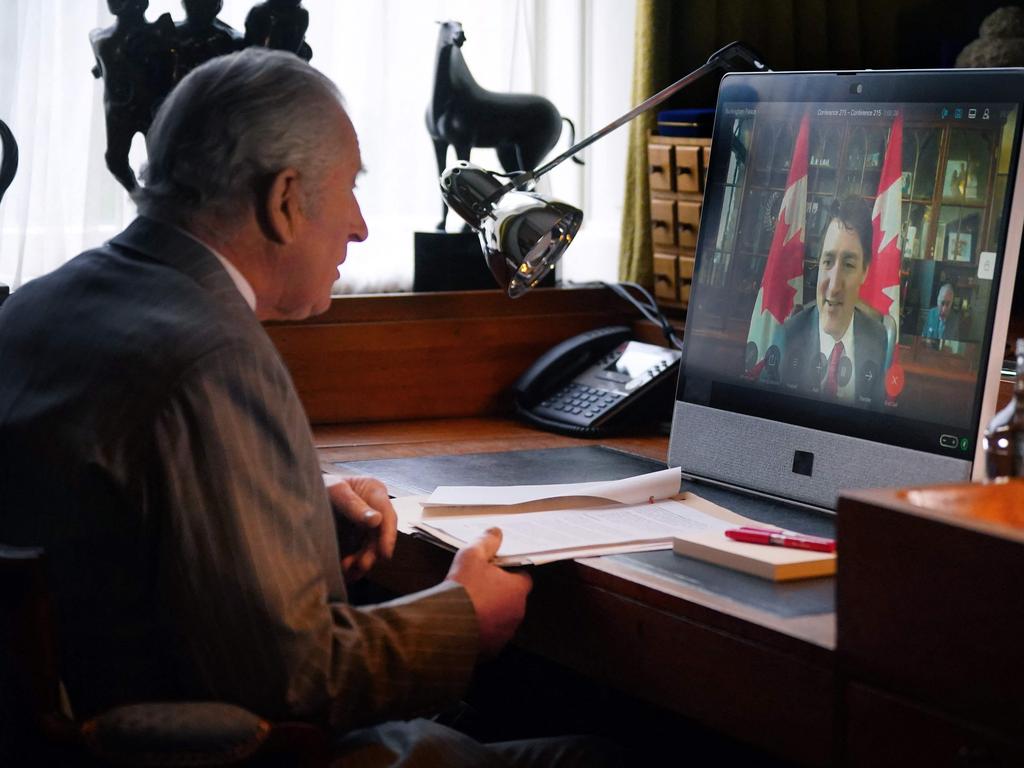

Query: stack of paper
[392,468,758,566]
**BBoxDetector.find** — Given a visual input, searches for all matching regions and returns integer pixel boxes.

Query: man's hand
[325,475,398,583]
[446,528,532,656]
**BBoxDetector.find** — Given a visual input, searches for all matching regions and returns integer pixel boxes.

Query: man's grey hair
[938,283,955,301]
[132,48,345,230]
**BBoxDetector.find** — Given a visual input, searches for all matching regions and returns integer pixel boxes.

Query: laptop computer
[669,68,1024,511]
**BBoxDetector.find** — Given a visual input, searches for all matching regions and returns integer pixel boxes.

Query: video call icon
[968,108,977,119]
[938,436,972,452]
[783,348,803,389]
[813,353,827,384]
[861,360,879,394]
[884,362,905,399]
[837,357,853,388]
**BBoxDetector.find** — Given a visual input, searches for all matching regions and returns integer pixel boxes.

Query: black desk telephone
[513,326,682,436]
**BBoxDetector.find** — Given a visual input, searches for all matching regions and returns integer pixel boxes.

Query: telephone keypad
[524,337,681,431]
[537,382,627,425]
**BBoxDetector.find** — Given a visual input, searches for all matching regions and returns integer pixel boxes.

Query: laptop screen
[671,70,1024,508]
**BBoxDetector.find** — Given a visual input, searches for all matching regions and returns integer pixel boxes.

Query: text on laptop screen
[679,98,1022,460]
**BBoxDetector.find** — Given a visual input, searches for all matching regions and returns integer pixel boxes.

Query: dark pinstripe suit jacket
[0,217,478,730]
[777,305,886,404]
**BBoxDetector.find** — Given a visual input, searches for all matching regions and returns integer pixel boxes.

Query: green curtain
[619,0,936,284]
[618,0,668,284]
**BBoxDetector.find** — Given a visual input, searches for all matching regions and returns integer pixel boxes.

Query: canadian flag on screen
[861,113,903,374]
[745,113,809,376]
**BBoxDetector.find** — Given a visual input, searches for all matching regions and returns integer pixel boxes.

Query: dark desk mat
[609,551,834,618]
[336,445,834,618]
[686,478,836,539]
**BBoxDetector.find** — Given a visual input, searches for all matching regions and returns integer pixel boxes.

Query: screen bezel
[669,68,1024,508]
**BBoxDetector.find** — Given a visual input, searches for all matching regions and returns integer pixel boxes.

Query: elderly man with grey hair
[922,283,960,343]
[0,49,612,766]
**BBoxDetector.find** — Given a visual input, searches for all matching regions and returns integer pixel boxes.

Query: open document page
[392,468,759,566]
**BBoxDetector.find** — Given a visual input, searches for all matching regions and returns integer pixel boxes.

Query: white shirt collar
[176,227,257,313]
[818,311,857,400]
[819,311,855,358]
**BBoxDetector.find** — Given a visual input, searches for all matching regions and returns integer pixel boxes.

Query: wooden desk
[282,290,1018,766]
[314,417,837,767]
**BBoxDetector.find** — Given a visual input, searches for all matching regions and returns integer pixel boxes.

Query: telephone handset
[513,325,682,436]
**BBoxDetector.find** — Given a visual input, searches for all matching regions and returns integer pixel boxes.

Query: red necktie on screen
[825,341,844,397]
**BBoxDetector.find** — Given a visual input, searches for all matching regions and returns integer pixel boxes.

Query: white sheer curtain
[0,0,634,293]
[0,1,113,290]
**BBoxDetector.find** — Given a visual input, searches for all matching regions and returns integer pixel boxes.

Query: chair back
[0,545,330,766]
[0,545,72,759]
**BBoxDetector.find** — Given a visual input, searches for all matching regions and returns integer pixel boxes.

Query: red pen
[724,526,836,553]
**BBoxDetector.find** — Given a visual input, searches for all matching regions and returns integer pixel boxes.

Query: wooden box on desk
[836,482,1024,765]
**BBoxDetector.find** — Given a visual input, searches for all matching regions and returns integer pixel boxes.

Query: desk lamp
[439,41,766,298]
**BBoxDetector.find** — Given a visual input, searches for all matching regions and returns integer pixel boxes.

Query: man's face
[816,219,867,340]
[278,109,367,319]
[938,289,953,320]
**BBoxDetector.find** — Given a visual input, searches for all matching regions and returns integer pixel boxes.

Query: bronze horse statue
[426,20,579,230]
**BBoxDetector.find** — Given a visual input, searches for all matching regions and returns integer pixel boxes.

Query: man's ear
[262,168,304,244]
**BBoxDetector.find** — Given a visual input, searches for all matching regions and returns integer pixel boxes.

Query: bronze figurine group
[91,0,312,191]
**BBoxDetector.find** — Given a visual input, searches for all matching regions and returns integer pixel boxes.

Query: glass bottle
[983,338,1024,479]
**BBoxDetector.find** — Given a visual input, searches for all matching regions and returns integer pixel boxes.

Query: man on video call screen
[684,100,1020,447]
[764,194,886,404]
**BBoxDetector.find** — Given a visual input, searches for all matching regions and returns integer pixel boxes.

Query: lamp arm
[494,40,766,199]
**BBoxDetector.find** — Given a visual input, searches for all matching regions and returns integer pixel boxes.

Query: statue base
[413,231,556,292]
[413,231,498,292]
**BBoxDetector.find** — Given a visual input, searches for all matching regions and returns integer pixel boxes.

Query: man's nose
[823,268,841,293]
[351,204,368,243]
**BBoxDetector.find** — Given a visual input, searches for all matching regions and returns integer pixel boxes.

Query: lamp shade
[440,161,582,297]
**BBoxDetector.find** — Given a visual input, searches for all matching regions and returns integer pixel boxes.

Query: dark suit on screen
[921,305,960,342]
[0,218,479,735]
[776,305,887,404]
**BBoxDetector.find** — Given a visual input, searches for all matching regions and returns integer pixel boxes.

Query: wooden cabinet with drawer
[647,133,711,311]
[837,482,1024,765]
[844,683,1024,768]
